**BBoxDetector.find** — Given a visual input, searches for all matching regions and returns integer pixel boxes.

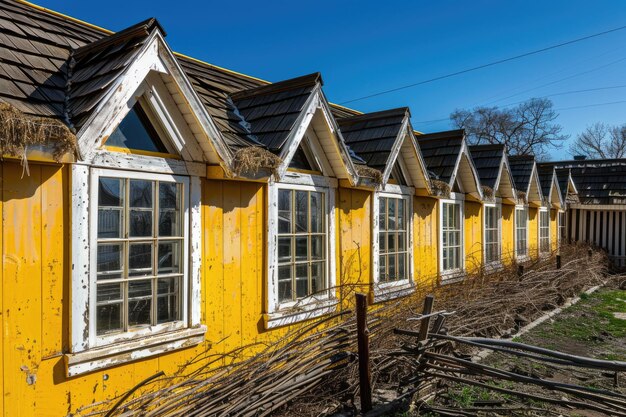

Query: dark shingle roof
[536,164,555,199]
[68,18,161,130]
[552,159,626,205]
[468,144,504,190]
[337,107,409,171]
[416,129,464,183]
[0,1,358,154]
[231,73,321,152]
[0,0,102,118]
[509,155,535,193]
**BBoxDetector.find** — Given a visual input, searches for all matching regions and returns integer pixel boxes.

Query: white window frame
[538,207,550,256]
[483,201,503,271]
[372,184,415,302]
[68,161,205,376]
[558,210,566,245]
[515,205,529,261]
[266,173,338,329]
[439,193,465,281]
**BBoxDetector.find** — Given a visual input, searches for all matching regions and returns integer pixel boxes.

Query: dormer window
[106,102,171,155]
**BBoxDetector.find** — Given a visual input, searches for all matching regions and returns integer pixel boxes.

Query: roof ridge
[336,107,409,125]
[230,72,322,101]
[72,18,160,59]
[415,128,465,142]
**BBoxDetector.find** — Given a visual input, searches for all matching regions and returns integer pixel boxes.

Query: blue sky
[34,0,626,159]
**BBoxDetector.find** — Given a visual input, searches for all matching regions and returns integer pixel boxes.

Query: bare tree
[450,98,568,159]
[569,122,626,159]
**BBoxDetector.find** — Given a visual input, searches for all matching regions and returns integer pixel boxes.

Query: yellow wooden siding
[501,204,515,265]
[337,187,371,302]
[464,201,483,273]
[413,196,438,285]
[528,207,538,258]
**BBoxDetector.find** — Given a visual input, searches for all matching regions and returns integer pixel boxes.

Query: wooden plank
[204,179,225,355]
[3,162,42,414]
[40,165,66,357]
[222,182,242,351]
[240,182,261,347]
[609,211,615,255]
[355,293,372,413]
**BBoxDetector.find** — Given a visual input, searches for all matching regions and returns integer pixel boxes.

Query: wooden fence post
[356,293,372,413]
[517,264,524,277]
[556,254,561,269]
[588,248,593,259]
[419,295,435,342]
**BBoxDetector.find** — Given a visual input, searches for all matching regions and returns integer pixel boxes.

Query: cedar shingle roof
[416,129,464,183]
[338,107,409,171]
[468,144,505,190]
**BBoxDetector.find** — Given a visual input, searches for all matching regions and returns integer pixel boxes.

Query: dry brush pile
[76,244,612,417]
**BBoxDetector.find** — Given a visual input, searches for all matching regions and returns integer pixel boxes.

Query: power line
[411,84,626,125]
[339,24,626,105]
[556,99,626,111]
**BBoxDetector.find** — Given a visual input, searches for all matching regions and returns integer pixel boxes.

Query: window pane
[379,232,386,253]
[99,178,123,207]
[157,277,179,323]
[388,199,396,230]
[295,264,308,298]
[398,253,406,280]
[397,199,405,229]
[387,233,396,252]
[98,208,122,238]
[129,243,152,277]
[278,237,291,262]
[311,262,324,294]
[295,236,308,261]
[128,299,151,327]
[379,256,386,281]
[311,235,323,260]
[97,243,123,279]
[159,182,179,209]
[158,241,181,274]
[397,231,406,251]
[129,179,153,208]
[130,209,153,237]
[388,255,396,279]
[278,190,292,234]
[96,304,122,335]
[97,282,122,303]
[159,209,180,237]
[379,198,386,231]
[129,279,152,299]
[295,191,308,233]
[310,192,323,233]
[278,265,292,302]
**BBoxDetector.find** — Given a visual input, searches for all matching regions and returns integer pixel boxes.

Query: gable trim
[75,30,230,167]
[449,140,483,200]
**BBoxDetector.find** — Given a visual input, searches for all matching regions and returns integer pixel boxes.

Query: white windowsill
[372,281,415,303]
[516,254,530,263]
[264,298,339,329]
[440,269,466,284]
[484,261,504,274]
[65,325,206,377]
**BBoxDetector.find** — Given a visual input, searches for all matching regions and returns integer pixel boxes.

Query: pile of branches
[0,102,76,162]
[76,244,610,417]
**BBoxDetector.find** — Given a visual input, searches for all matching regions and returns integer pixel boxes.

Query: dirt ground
[409,286,626,416]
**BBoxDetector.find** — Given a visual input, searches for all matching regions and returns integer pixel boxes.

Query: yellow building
[0,2,583,416]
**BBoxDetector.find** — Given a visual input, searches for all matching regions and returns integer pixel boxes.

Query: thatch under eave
[231,146,282,177]
[355,164,383,184]
[516,190,527,204]
[0,102,76,162]
[431,179,451,198]
[481,185,495,200]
